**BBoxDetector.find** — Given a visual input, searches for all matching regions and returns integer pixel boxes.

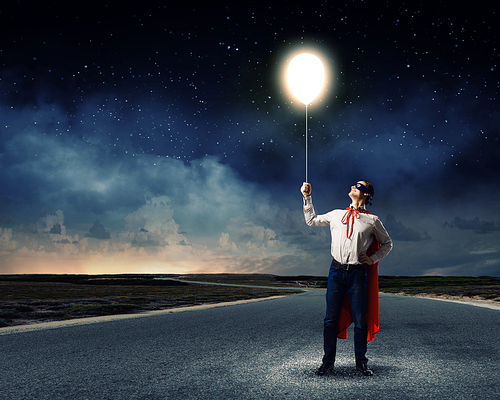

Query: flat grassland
[1,274,499,328]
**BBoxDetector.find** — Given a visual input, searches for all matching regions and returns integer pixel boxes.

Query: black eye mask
[354,183,373,201]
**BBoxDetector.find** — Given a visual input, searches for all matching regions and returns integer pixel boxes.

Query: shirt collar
[349,204,367,211]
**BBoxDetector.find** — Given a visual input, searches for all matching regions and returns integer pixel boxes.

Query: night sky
[1,1,499,276]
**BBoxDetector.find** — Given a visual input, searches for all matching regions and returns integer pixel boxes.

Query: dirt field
[1,274,499,328]
[0,274,303,328]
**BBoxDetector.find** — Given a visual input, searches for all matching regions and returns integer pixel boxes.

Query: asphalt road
[1,290,499,400]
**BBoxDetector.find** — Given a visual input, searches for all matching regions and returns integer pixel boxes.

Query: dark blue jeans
[323,262,368,365]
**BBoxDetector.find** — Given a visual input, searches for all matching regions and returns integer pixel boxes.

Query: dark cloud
[445,217,500,235]
[49,224,62,234]
[384,215,430,242]
[54,239,72,244]
[85,220,111,240]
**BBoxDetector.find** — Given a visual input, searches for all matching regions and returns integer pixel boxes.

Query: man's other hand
[359,253,374,265]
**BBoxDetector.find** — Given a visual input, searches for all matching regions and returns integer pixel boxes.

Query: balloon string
[305,105,308,183]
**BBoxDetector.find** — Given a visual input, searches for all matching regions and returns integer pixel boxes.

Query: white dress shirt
[303,195,393,265]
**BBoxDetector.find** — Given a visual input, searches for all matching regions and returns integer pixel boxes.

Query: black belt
[332,258,366,271]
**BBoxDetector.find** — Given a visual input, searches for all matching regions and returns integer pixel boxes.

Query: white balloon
[287,53,325,105]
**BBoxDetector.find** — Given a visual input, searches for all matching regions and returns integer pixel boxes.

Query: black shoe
[315,363,334,376]
[356,363,374,376]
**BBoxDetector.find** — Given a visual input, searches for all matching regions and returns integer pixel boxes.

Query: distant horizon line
[1,273,499,278]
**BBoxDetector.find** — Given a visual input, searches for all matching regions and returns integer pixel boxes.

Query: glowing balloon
[287,53,325,105]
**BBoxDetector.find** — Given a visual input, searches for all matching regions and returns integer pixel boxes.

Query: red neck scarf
[341,207,370,239]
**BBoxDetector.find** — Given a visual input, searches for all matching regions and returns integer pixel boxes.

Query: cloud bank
[0,96,499,277]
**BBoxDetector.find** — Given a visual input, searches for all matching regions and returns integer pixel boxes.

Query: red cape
[337,213,380,342]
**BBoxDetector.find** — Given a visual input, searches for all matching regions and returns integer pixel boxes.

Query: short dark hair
[360,180,374,206]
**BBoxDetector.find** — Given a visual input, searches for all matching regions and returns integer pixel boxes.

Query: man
[300,180,392,376]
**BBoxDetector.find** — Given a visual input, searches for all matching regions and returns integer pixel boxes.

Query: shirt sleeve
[370,217,393,263]
[303,195,331,227]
